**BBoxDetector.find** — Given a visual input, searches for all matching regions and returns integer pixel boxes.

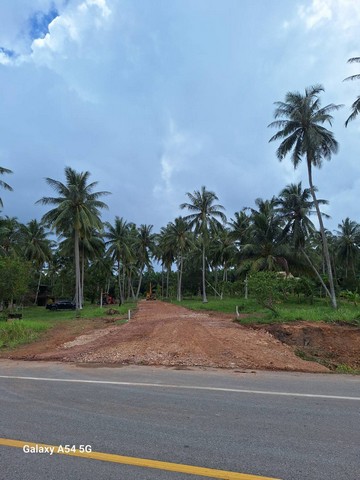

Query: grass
[0,320,50,348]
[335,364,360,375]
[0,301,137,349]
[170,296,360,325]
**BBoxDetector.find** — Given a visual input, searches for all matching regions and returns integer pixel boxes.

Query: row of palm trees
[1,56,360,309]
[0,177,360,308]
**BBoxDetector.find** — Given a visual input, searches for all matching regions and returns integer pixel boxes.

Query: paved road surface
[0,360,359,480]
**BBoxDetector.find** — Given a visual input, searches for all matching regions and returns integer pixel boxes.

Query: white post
[128,309,131,321]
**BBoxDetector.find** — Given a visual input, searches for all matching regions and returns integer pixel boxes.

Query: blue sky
[0,0,360,233]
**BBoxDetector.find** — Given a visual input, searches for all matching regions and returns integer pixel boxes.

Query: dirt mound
[256,323,360,370]
[2,301,330,372]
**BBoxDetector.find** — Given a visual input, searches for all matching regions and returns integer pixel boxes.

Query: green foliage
[0,257,31,306]
[335,364,360,375]
[175,295,360,325]
[248,271,282,314]
[0,320,49,348]
[0,302,137,349]
[339,290,360,306]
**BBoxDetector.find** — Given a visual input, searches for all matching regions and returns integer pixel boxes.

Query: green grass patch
[0,320,51,348]
[335,364,360,375]
[171,296,360,325]
[0,301,137,349]
[170,297,261,315]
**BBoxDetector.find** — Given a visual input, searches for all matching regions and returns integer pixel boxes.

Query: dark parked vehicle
[46,300,76,311]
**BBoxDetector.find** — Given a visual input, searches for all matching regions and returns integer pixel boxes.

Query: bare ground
[3,300,358,373]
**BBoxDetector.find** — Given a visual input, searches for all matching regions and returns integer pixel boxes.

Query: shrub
[248,271,282,314]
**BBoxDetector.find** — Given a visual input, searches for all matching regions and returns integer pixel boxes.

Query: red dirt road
[3,300,330,372]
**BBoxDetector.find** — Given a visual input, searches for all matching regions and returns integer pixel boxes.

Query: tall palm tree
[208,227,237,297]
[20,219,53,304]
[269,85,342,308]
[344,57,360,126]
[155,225,175,299]
[163,217,192,301]
[0,166,13,209]
[276,182,328,248]
[180,186,226,303]
[105,217,133,303]
[135,224,155,299]
[229,211,250,246]
[59,228,105,303]
[335,217,360,279]
[37,167,109,311]
[276,182,331,294]
[242,197,289,273]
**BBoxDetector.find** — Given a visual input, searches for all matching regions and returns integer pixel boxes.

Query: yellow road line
[0,437,281,480]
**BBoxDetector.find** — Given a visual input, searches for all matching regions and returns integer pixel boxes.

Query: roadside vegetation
[170,296,360,325]
[0,302,137,349]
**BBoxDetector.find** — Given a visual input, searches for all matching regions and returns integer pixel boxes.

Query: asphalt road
[0,361,359,480]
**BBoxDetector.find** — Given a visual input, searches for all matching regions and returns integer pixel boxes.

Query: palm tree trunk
[177,255,183,302]
[161,263,164,299]
[300,247,331,298]
[34,270,42,306]
[117,260,124,304]
[81,246,85,304]
[74,229,82,311]
[307,160,337,308]
[202,241,208,303]
[136,266,144,299]
[166,268,170,298]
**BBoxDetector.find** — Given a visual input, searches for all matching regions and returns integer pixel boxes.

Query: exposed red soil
[1,300,347,372]
[255,322,360,370]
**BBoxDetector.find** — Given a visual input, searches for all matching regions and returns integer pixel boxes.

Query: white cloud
[297,0,360,31]
[30,0,111,66]
[298,0,332,29]
[153,118,203,202]
[0,51,11,65]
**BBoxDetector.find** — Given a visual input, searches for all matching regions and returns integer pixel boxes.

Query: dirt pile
[256,323,360,370]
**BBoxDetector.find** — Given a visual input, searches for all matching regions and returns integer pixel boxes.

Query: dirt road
[2,300,335,372]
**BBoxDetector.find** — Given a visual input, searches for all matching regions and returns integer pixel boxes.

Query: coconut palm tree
[335,217,360,280]
[59,227,105,304]
[105,217,134,303]
[37,167,109,311]
[275,182,329,247]
[269,85,342,308]
[155,225,175,299]
[208,227,237,297]
[0,216,22,256]
[242,197,289,273]
[229,210,250,245]
[20,219,53,304]
[0,166,13,209]
[344,57,360,126]
[162,217,192,301]
[135,224,155,299]
[180,186,226,303]
[276,182,331,295]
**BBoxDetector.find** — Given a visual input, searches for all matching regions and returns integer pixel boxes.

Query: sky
[0,0,360,234]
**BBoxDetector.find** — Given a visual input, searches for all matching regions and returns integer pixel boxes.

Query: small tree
[248,271,282,314]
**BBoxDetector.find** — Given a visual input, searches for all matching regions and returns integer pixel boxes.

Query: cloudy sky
[0,0,360,233]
